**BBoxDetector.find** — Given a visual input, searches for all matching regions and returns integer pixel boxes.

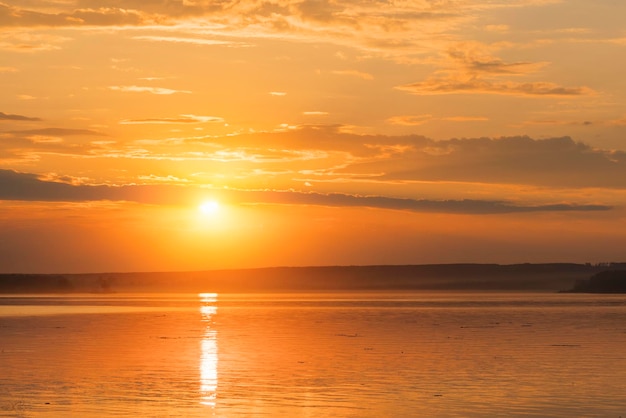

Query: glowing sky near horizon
[2,0,626,273]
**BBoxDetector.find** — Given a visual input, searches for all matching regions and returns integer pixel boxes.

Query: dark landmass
[2,263,626,293]
[563,270,626,293]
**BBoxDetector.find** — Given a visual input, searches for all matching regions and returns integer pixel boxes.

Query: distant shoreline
[561,270,626,293]
[2,263,626,294]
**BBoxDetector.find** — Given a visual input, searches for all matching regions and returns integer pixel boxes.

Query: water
[1,292,626,417]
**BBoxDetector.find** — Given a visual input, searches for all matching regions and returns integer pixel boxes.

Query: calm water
[1,292,626,417]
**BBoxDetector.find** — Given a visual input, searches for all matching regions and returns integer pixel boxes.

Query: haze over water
[2,292,626,417]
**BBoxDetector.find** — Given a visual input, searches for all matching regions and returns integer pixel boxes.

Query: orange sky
[2,0,626,273]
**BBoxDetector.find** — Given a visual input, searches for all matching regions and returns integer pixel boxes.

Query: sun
[198,200,220,217]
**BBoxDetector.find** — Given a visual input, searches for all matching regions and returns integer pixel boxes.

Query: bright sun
[198,200,220,217]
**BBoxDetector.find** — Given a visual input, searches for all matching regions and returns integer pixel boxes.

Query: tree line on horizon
[2,263,626,293]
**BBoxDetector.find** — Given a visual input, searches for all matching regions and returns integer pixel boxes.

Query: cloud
[0,0,579,75]
[229,189,611,214]
[0,111,41,121]
[6,128,105,136]
[0,169,612,214]
[360,135,626,189]
[0,169,115,201]
[180,127,626,189]
[132,35,250,47]
[447,45,548,76]
[108,86,192,95]
[120,115,224,124]
[5,125,626,193]
[184,124,407,158]
[387,115,488,125]
[0,127,109,162]
[0,31,71,52]
[386,115,432,126]
[522,119,594,126]
[397,77,592,97]
[302,111,329,116]
[0,0,533,57]
[137,174,191,184]
[442,116,489,122]
[0,126,597,194]
[0,3,153,27]
[0,0,570,52]
[396,42,593,97]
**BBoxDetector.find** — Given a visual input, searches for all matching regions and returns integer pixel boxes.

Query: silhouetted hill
[564,270,626,293]
[2,263,626,293]
[0,274,75,293]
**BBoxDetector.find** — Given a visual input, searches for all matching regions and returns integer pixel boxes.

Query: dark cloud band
[0,112,41,121]
[0,169,612,215]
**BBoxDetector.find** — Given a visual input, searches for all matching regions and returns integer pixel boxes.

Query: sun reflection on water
[199,293,218,407]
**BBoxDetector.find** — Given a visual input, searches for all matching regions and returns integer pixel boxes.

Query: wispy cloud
[397,42,593,97]
[442,116,489,122]
[387,114,488,125]
[6,128,105,136]
[447,45,548,75]
[108,86,192,95]
[0,3,152,27]
[386,115,432,126]
[0,128,108,162]
[397,77,592,97]
[522,119,594,126]
[244,190,610,214]
[132,35,250,47]
[0,1,553,56]
[120,115,224,124]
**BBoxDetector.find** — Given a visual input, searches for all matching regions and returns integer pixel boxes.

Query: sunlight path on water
[199,293,218,408]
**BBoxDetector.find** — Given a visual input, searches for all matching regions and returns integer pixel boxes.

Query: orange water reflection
[199,293,218,407]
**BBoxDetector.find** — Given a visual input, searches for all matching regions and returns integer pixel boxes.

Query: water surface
[1,292,625,417]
